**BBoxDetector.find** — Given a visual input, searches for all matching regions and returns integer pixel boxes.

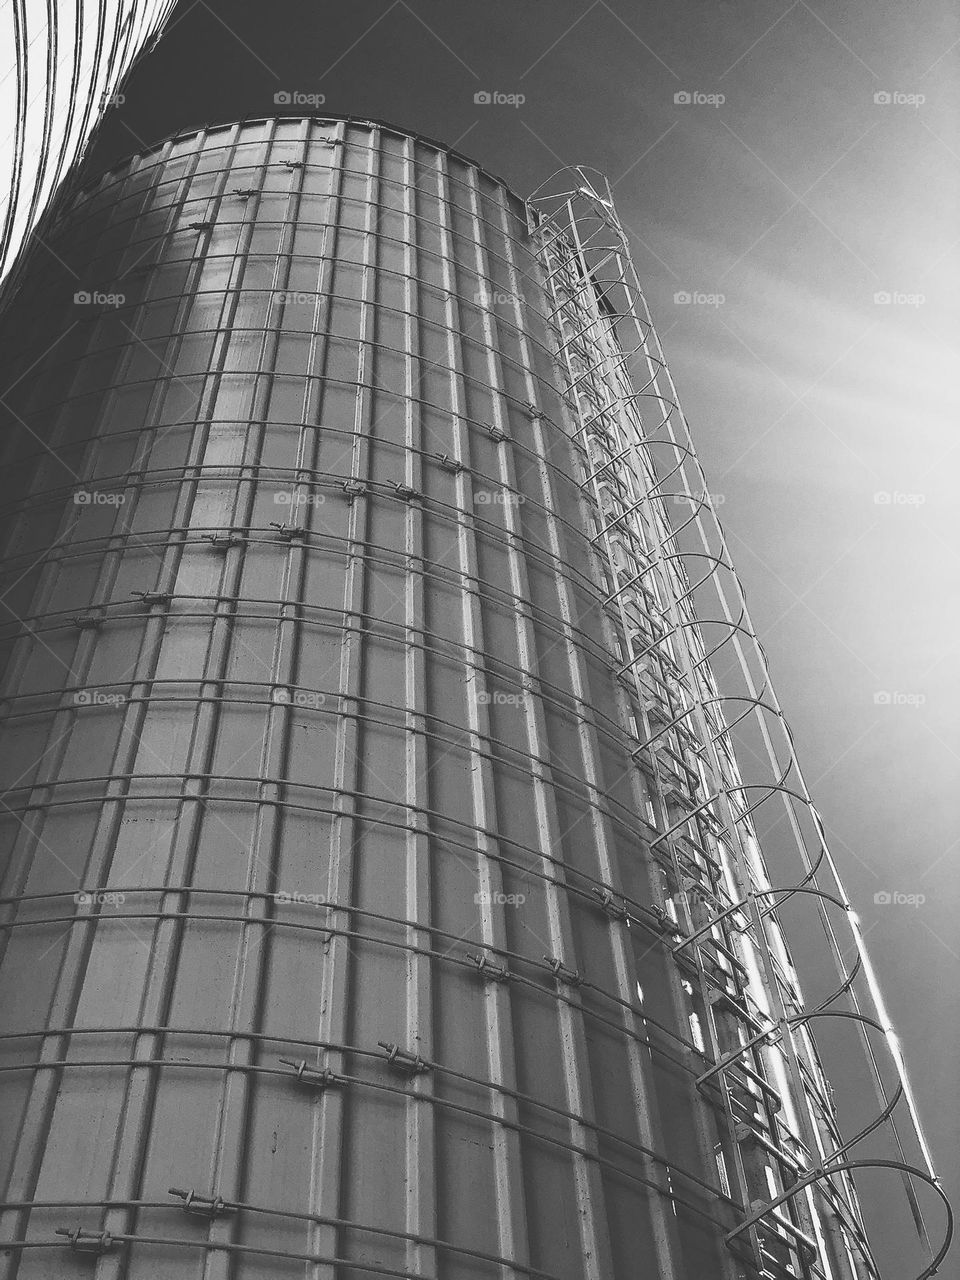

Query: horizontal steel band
[1,1049,890,1272]
[0,688,663,837]
[0,1051,748,1225]
[42,195,548,304]
[0,390,585,495]
[0,457,590,550]
[0,1195,562,1279]
[0,500,605,615]
[0,917,711,1074]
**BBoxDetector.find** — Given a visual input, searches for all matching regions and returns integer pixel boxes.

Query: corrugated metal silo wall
[0,117,742,1279]
[0,0,178,294]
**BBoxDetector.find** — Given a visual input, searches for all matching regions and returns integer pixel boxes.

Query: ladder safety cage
[527,166,950,1280]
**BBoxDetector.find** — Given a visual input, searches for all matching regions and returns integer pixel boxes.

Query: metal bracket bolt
[269,522,305,542]
[378,1041,430,1075]
[55,1227,115,1254]
[591,887,631,922]
[72,611,103,630]
[168,1186,234,1219]
[393,482,421,502]
[543,956,582,986]
[206,529,244,550]
[437,453,462,473]
[471,953,510,983]
[279,1058,341,1090]
[649,905,682,937]
[485,424,509,443]
[130,590,170,606]
[342,480,366,502]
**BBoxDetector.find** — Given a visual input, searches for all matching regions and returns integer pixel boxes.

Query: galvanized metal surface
[0,116,948,1280]
[0,0,177,294]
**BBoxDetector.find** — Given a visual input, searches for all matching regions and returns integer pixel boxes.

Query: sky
[83,0,960,1269]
